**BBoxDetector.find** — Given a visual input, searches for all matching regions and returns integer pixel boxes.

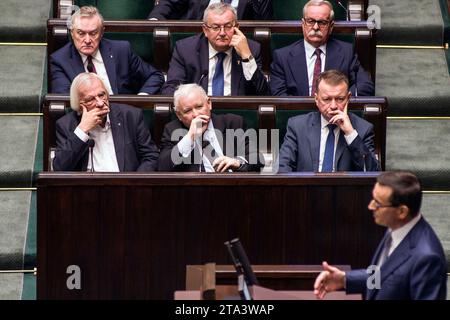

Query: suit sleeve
[410,254,447,300]
[276,118,298,172]
[345,269,369,295]
[250,0,273,19]
[148,0,188,20]
[269,49,289,96]
[53,119,89,171]
[347,121,380,171]
[49,54,72,94]
[247,42,269,95]
[134,110,160,172]
[348,52,375,96]
[161,42,187,95]
[127,43,164,94]
[158,125,192,171]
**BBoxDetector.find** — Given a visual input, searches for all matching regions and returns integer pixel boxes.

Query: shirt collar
[80,49,103,64]
[208,43,232,60]
[320,114,333,129]
[389,213,422,249]
[304,39,327,59]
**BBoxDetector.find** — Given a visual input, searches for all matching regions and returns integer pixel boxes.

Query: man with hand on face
[270,0,374,96]
[314,171,447,300]
[158,83,262,172]
[53,73,159,172]
[277,69,379,172]
[161,2,268,96]
[50,6,164,95]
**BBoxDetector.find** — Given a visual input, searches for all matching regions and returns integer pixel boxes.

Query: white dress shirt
[74,114,120,172]
[304,40,327,96]
[318,115,357,172]
[81,50,114,95]
[209,0,239,8]
[207,43,257,96]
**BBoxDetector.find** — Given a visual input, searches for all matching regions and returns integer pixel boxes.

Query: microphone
[88,139,95,172]
[335,1,349,21]
[198,71,208,88]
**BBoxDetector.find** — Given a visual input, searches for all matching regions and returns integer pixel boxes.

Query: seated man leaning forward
[53,72,159,172]
[158,83,263,172]
[277,69,379,172]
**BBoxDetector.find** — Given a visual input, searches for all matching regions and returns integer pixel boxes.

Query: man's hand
[188,115,209,142]
[230,27,252,60]
[78,105,109,133]
[313,261,346,299]
[212,156,240,173]
[328,101,354,135]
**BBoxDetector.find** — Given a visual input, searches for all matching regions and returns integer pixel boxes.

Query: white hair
[173,83,208,112]
[70,72,108,112]
[303,0,335,20]
[69,6,104,30]
[203,2,237,23]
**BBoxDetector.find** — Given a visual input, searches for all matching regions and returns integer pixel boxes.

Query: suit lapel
[100,40,118,94]
[70,44,86,76]
[307,113,321,171]
[109,104,125,171]
[289,41,309,95]
[198,36,210,92]
[335,130,346,170]
[231,50,242,95]
[324,38,345,70]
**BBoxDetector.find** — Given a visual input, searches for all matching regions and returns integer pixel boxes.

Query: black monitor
[224,238,258,300]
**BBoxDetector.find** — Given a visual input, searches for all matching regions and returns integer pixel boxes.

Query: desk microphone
[88,139,95,172]
[335,0,349,21]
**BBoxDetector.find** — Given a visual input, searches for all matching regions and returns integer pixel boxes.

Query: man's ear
[397,205,410,221]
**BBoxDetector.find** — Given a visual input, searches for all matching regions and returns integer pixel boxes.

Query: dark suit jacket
[277,112,379,172]
[270,38,374,96]
[346,217,447,300]
[50,38,164,94]
[161,33,268,95]
[158,113,262,172]
[148,0,273,20]
[53,103,159,172]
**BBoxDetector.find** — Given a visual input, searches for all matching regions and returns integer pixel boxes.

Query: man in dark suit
[277,70,379,173]
[314,171,447,300]
[53,73,159,172]
[161,2,268,96]
[148,0,273,20]
[158,83,262,172]
[50,6,164,94]
[270,0,374,96]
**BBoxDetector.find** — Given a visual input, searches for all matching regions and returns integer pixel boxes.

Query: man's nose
[329,99,338,109]
[95,96,104,107]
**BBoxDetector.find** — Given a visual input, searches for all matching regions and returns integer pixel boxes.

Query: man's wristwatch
[241,55,254,63]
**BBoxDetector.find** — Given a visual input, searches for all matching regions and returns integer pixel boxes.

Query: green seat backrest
[277,109,364,145]
[213,110,258,131]
[75,0,154,19]
[104,32,154,64]
[274,0,348,20]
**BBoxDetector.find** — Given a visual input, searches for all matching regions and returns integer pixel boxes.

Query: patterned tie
[311,48,322,96]
[86,55,97,73]
[201,138,218,172]
[322,123,336,172]
[379,232,392,266]
[212,52,226,96]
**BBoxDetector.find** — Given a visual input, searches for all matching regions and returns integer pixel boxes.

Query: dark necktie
[201,137,218,172]
[379,232,392,266]
[311,48,322,96]
[223,0,232,3]
[86,55,97,74]
[322,123,336,172]
[212,52,226,96]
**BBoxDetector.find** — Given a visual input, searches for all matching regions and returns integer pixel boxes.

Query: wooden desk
[37,172,384,299]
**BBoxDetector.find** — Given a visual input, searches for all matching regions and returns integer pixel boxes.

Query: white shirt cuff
[242,59,257,80]
[177,134,195,158]
[138,92,149,95]
[344,129,358,145]
[74,126,90,143]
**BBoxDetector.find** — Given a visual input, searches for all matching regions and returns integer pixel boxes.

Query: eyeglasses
[371,198,398,210]
[204,22,236,32]
[80,92,107,106]
[303,18,331,28]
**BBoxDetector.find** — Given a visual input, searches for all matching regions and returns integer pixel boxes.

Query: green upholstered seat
[75,0,154,19]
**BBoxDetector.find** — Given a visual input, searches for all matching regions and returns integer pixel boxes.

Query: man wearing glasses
[314,171,447,300]
[50,6,164,95]
[161,2,268,95]
[270,0,374,96]
[53,73,160,172]
[277,69,379,172]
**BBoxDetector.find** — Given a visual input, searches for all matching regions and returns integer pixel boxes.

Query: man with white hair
[270,0,374,96]
[53,73,159,172]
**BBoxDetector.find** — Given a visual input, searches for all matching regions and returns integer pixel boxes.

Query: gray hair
[70,72,108,112]
[69,6,104,30]
[173,84,208,112]
[303,0,335,21]
[203,2,237,24]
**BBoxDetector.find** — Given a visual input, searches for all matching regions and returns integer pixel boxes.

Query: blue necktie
[322,124,336,172]
[223,0,232,3]
[212,52,226,96]
[379,232,392,266]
